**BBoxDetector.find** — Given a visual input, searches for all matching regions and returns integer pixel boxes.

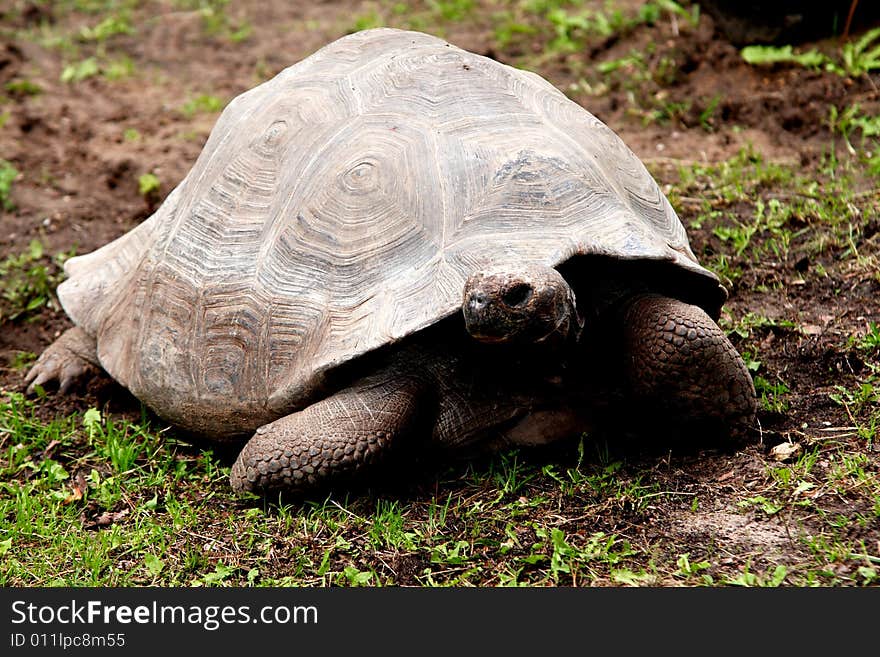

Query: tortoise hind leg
[25,326,100,394]
[230,365,433,494]
[620,294,757,437]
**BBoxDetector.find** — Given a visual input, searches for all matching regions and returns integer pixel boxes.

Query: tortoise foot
[25,327,99,395]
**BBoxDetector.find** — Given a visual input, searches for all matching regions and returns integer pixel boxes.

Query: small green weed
[698,94,722,131]
[676,146,794,203]
[0,240,73,322]
[0,159,18,210]
[78,13,134,42]
[138,172,160,197]
[754,376,791,413]
[829,104,880,154]
[350,12,385,32]
[102,56,135,80]
[725,562,788,586]
[5,79,43,96]
[175,0,252,42]
[830,368,879,445]
[848,322,880,353]
[741,45,827,69]
[181,94,225,117]
[597,51,646,75]
[722,311,798,340]
[546,6,624,52]
[531,528,636,585]
[368,500,418,550]
[61,57,100,83]
[742,27,880,78]
[428,0,474,22]
[828,104,880,179]
[84,408,148,474]
[738,495,784,516]
[9,351,36,371]
[495,0,695,65]
[493,19,537,48]
[834,26,880,77]
[639,0,699,28]
[675,552,712,583]
[138,172,161,209]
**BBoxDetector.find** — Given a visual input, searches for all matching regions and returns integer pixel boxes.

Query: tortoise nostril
[502,283,532,307]
[468,291,487,310]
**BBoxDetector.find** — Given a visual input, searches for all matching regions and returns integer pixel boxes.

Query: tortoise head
[462,265,582,347]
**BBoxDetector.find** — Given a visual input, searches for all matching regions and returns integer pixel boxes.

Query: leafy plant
[754,376,791,413]
[79,13,134,42]
[639,0,699,28]
[741,45,827,69]
[176,0,252,42]
[830,378,879,417]
[0,159,18,210]
[742,27,880,77]
[834,26,880,77]
[848,322,880,353]
[61,57,100,83]
[698,94,722,131]
[5,79,42,96]
[350,12,384,32]
[726,563,788,587]
[138,172,160,197]
[181,94,225,117]
[138,172,161,209]
[103,56,135,80]
[0,240,71,322]
[427,0,474,22]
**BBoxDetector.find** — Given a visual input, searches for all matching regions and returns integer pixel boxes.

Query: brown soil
[1,1,878,585]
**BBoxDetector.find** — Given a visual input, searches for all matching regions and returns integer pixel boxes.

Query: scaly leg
[620,294,757,436]
[230,362,433,494]
[25,326,100,394]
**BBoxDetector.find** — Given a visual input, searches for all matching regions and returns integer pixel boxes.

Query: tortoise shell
[57,28,723,438]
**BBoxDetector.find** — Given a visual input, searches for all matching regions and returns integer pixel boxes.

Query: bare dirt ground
[1,1,878,586]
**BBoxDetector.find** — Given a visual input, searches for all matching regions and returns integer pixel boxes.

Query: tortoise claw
[25,327,99,395]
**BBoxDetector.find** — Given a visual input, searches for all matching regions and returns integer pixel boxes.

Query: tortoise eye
[502,283,533,307]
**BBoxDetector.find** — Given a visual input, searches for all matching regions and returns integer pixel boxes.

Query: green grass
[60,55,136,82]
[0,159,18,210]
[60,57,100,83]
[181,93,225,117]
[174,0,252,42]
[666,146,880,285]
[5,78,43,96]
[5,386,876,587]
[1,392,234,586]
[742,27,880,78]
[0,240,73,323]
[78,12,135,42]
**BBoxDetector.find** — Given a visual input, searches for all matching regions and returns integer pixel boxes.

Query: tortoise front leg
[619,294,757,437]
[230,366,433,494]
[25,326,100,394]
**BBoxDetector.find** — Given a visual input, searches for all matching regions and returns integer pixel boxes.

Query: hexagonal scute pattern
[56,28,719,439]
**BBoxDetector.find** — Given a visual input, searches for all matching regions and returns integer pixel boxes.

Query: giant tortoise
[26,28,756,495]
